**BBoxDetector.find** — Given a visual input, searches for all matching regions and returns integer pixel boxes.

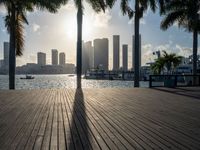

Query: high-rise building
[37,52,46,66]
[113,35,120,70]
[82,41,93,73]
[0,60,4,68]
[4,42,9,67]
[132,35,141,70]
[52,49,58,65]
[122,45,128,71]
[94,38,109,70]
[59,52,65,65]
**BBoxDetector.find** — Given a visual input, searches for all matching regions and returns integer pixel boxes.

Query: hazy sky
[0,0,199,69]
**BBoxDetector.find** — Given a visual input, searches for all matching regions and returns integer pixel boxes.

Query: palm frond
[86,0,108,13]
[120,0,134,19]
[160,10,185,30]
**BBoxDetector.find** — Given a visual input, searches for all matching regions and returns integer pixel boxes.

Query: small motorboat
[20,75,35,80]
[68,74,75,77]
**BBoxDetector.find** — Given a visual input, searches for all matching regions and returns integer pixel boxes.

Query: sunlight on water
[0,75,149,90]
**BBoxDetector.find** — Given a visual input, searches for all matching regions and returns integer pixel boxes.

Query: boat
[20,75,35,80]
[68,74,75,77]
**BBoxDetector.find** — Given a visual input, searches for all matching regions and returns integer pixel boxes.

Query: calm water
[0,75,149,90]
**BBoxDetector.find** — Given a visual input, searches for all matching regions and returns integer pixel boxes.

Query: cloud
[0,6,6,14]
[128,18,134,25]
[140,19,146,25]
[175,45,192,57]
[140,41,195,65]
[128,18,146,25]
[1,28,6,33]
[173,21,179,27]
[32,23,40,32]
[92,10,112,28]
[142,44,155,65]
[60,2,75,11]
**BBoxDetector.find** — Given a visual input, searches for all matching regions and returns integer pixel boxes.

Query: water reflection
[0,75,149,89]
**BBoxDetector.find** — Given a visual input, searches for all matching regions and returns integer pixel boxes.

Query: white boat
[20,75,35,80]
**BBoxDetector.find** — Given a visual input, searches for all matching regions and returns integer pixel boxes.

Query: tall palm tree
[0,0,65,89]
[73,0,112,89]
[160,0,200,75]
[113,0,167,87]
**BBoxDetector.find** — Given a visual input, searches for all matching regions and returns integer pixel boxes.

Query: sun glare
[64,17,93,40]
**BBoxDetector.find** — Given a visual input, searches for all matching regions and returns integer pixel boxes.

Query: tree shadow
[152,87,200,100]
[69,88,91,150]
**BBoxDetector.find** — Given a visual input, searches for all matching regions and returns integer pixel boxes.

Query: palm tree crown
[160,0,200,32]
[160,0,200,75]
[151,51,182,74]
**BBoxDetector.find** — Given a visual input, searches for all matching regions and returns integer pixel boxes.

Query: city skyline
[0,1,199,69]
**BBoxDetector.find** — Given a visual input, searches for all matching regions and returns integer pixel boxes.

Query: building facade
[52,49,58,65]
[37,52,46,66]
[113,35,120,70]
[4,42,9,67]
[94,38,109,70]
[82,41,93,73]
[59,52,66,65]
[122,44,128,71]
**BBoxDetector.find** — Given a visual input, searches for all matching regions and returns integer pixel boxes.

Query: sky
[0,0,199,69]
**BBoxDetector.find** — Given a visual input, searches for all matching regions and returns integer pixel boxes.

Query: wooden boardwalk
[0,87,200,150]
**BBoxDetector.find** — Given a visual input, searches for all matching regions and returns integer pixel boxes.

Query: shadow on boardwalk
[69,89,92,150]
[152,87,200,100]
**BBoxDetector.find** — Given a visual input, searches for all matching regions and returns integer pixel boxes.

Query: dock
[0,87,200,150]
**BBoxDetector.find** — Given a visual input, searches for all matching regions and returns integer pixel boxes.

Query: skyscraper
[132,35,141,70]
[82,41,93,73]
[37,52,46,66]
[59,52,65,65]
[52,49,58,65]
[4,42,9,67]
[113,35,120,70]
[94,38,109,70]
[122,45,128,71]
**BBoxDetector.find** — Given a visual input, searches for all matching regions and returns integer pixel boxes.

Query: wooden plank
[33,90,53,150]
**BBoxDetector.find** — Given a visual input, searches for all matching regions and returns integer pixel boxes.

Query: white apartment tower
[113,35,120,70]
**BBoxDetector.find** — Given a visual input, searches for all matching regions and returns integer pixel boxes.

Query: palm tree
[160,0,200,75]
[151,57,165,74]
[112,0,167,87]
[162,51,182,74]
[0,0,65,89]
[151,51,182,74]
[73,0,112,89]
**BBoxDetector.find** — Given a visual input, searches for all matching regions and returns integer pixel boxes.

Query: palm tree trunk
[9,4,16,90]
[134,0,140,87]
[193,29,198,75]
[76,5,83,89]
